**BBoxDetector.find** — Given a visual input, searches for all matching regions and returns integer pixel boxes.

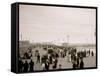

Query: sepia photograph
[18,3,97,73]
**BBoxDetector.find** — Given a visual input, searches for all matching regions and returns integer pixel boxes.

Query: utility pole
[86,38,88,44]
[20,34,22,41]
[67,35,70,44]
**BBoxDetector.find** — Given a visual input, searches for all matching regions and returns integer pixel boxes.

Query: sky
[19,4,96,45]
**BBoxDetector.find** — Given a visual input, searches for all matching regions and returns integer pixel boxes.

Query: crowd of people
[41,54,58,70]
[68,48,94,69]
[18,45,95,72]
[18,59,34,72]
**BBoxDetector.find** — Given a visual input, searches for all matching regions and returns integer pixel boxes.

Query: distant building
[19,40,30,57]
[19,40,30,46]
[62,43,69,47]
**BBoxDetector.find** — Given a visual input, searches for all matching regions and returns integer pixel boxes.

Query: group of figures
[40,46,69,70]
[68,48,94,69]
[18,59,34,72]
[18,45,94,72]
[18,48,34,72]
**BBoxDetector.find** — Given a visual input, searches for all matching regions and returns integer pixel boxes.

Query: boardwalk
[30,47,96,71]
